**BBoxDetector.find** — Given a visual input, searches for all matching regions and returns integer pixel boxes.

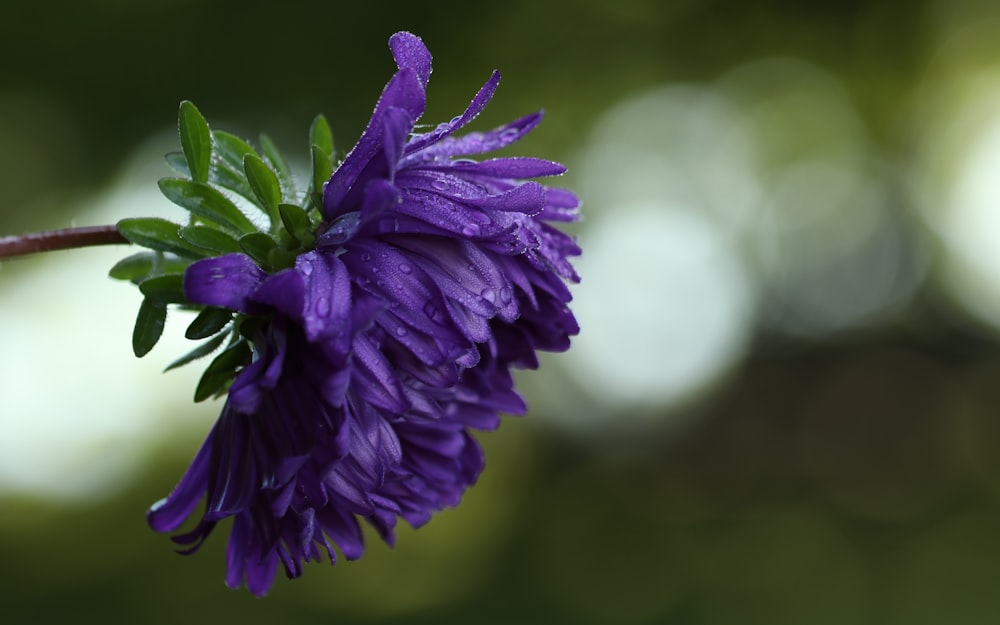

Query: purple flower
[147,31,579,595]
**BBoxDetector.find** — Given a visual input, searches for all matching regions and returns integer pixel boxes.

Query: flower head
[146,31,579,595]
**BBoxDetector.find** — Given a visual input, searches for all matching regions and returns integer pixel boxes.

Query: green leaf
[109,251,190,283]
[209,162,256,203]
[238,231,279,268]
[178,101,212,184]
[164,333,227,372]
[139,273,187,304]
[194,339,251,401]
[179,225,242,255]
[310,144,333,208]
[260,133,296,198]
[213,131,257,171]
[133,297,167,357]
[309,114,334,156]
[243,153,282,221]
[185,307,233,340]
[278,203,314,246]
[158,178,258,235]
[117,218,205,259]
[165,151,190,177]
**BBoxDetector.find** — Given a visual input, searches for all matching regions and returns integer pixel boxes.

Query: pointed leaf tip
[178,101,212,184]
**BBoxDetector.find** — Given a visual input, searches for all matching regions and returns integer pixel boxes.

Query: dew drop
[316,297,330,317]
[300,263,313,277]
[399,263,412,274]
[480,288,497,303]
[431,178,449,191]
[395,327,408,338]
[423,301,443,324]
[462,224,480,237]
[499,286,513,304]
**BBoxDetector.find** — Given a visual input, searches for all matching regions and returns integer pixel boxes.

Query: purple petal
[408,111,542,161]
[147,427,214,532]
[184,253,266,311]
[422,156,566,179]
[296,251,352,345]
[389,31,432,87]
[404,70,501,156]
[470,181,547,215]
[323,69,423,217]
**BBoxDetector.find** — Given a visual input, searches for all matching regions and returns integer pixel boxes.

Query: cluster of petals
[147,31,580,595]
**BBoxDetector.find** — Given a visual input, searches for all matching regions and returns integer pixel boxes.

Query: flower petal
[184,253,267,311]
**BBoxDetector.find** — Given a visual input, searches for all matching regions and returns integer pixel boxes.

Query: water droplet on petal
[423,301,443,324]
[316,297,330,317]
[462,224,480,237]
[300,263,313,277]
[480,288,497,303]
[399,263,412,274]
[499,286,513,304]
[431,178,449,191]
[395,327,408,338]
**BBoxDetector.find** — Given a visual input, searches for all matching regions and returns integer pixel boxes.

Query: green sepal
[158,178,258,235]
[178,101,212,184]
[133,297,167,357]
[278,203,315,246]
[260,133,296,199]
[109,251,190,284]
[179,225,242,255]
[243,153,282,226]
[309,114,334,156]
[138,273,187,304]
[194,339,251,402]
[185,307,233,340]
[239,231,280,269]
[117,217,205,259]
[164,332,227,372]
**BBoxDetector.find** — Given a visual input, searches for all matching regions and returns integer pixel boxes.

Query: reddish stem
[0,225,130,259]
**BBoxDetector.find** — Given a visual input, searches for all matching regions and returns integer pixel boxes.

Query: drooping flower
[147,31,580,595]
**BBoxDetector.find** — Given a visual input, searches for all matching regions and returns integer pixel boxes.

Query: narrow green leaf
[213,131,257,171]
[165,151,190,177]
[243,153,282,220]
[158,178,257,235]
[278,203,315,246]
[310,144,333,207]
[309,114,334,155]
[133,297,167,357]
[238,232,279,268]
[117,218,205,259]
[139,273,187,304]
[209,162,256,204]
[109,251,190,283]
[185,307,233,340]
[194,339,251,402]
[164,333,227,372]
[260,133,297,198]
[179,225,242,255]
[179,101,211,183]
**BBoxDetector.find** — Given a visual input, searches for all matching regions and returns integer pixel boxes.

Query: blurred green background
[7,0,1000,623]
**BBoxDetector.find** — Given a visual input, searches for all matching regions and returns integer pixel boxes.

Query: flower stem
[0,225,130,259]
